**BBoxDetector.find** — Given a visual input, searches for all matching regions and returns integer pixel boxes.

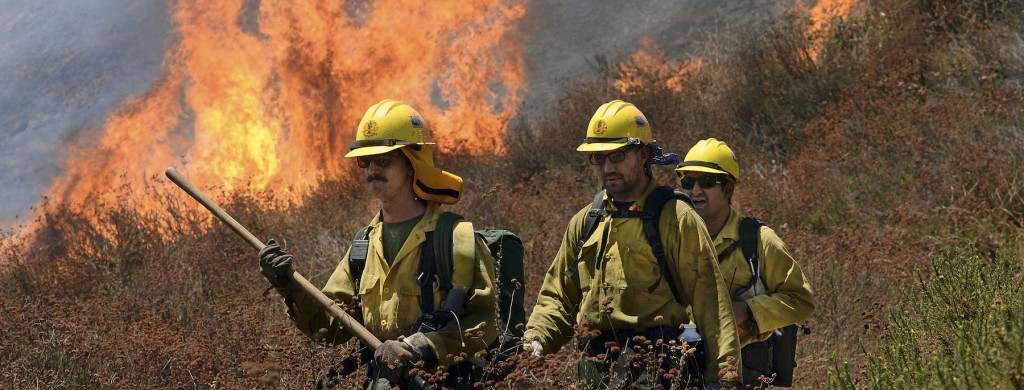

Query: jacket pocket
[618,240,675,313]
[398,274,435,332]
[359,273,380,332]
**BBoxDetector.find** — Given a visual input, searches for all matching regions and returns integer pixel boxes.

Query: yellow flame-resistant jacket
[287,203,498,368]
[524,181,742,382]
[715,210,815,346]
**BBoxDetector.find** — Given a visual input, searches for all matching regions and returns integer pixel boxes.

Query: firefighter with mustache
[524,100,743,388]
[258,99,498,389]
[676,138,815,388]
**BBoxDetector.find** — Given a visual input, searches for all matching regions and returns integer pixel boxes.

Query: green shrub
[829,241,1024,389]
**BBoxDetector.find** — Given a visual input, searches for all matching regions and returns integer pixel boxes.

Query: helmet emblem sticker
[593,119,607,135]
[409,115,425,128]
[364,120,380,137]
[634,116,647,127]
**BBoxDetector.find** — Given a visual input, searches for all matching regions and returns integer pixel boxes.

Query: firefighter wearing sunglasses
[525,101,742,388]
[677,138,816,388]
[258,99,498,389]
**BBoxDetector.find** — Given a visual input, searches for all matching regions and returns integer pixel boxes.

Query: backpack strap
[443,218,477,314]
[717,217,765,290]
[413,211,474,332]
[640,186,692,307]
[566,191,607,279]
[417,229,438,315]
[431,212,464,291]
[417,212,464,316]
[564,187,692,307]
[738,217,764,281]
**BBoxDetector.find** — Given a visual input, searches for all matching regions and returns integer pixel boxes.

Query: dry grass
[2,0,1023,387]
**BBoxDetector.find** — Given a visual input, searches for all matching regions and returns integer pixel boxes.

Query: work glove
[374,332,432,374]
[259,239,294,288]
[526,340,544,357]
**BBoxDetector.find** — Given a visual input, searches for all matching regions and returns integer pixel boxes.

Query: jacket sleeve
[422,234,499,367]
[746,227,816,333]
[523,207,588,354]
[666,202,743,383]
[288,247,356,345]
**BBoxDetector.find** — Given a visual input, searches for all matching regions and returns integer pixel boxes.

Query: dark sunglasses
[588,145,639,165]
[356,153,397,169]
[679,175,725,190]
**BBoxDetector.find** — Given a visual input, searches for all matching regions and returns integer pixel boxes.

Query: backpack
[348,212,526,352]
[564,186,703,382]
[718,217,807,387]
[565,186,692,307]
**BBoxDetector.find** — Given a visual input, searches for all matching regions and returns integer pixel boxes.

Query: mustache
[602,173,623,180]
[366,174,387,183]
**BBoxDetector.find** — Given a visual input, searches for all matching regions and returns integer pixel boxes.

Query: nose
[601,158,618,173]
[690,182,705,195]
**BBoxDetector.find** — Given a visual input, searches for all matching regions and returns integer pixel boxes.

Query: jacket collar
[714,208,741,246]
[368,202,440,232]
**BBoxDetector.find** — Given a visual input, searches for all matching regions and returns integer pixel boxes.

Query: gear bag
[349,212,526,353]
[717,217,808,387]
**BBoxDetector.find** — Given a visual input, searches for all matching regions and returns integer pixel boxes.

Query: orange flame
[37,0,526,230]
[613,39,705,95]
[806,0,859,60]
[809,0,857,34]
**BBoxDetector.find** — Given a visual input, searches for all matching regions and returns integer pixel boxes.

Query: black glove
[259,239,294,288]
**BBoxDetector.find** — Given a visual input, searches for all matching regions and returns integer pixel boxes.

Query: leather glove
[527,340,544,357]
[259,239,294,288]
[374,333,432,371]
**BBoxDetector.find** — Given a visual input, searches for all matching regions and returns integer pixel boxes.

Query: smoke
[0,0,170,223]
[0,0,806,227]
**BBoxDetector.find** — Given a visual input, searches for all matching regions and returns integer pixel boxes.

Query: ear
[724,181,736,201]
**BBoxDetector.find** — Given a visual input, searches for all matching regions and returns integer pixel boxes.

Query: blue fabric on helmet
[648,144,680,166]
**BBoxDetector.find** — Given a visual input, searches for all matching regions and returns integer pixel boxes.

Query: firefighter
[524,100,743,388]
[677,138,815,388]
[258,99,498,389]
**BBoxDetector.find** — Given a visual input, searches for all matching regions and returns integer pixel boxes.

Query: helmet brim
[675,165,739,182]
[344,142,435,158]
[576,142,631,153]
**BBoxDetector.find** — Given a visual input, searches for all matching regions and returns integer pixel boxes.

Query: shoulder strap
[432,211,464,291]
[738,217,764,280]
[417,230,436,314]
[417,211,464,316]
[566,191,607,279]
[641,186,691,307]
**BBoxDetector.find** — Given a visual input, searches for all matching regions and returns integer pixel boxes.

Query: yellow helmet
[345,99,436,158]
[676,138,741,183]
[576,100,654,152]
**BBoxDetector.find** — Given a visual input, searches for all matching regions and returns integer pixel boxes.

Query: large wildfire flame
[40,0,525,230]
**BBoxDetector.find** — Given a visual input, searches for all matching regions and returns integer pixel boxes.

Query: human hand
[731,300,749,325]
[374,333,431,371]
[526,340,544,357]
[259,239,294,288]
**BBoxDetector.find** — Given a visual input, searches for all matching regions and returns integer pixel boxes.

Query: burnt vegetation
[3,0,1023,388]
